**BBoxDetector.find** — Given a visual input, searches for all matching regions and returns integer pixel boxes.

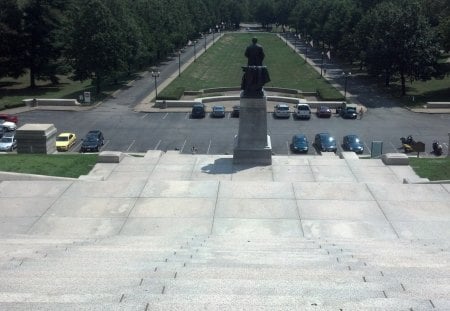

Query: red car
[316,106,332,118]
[0,114,18,124]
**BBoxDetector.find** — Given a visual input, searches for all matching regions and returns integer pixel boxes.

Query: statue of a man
[241,37,270,97]
[245,37,265,66]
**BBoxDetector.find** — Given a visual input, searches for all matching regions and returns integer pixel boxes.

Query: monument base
[233,135,272,165]
[233,94,272,165]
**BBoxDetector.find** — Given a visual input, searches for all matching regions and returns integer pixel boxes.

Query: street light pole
[178,51,181,77]
[320,51,325,77]
[204,33,207,52]
[193,40,197,61]
[343,72,351,99]
[151,69,160,101]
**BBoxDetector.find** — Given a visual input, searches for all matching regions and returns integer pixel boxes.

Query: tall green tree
[357,0,440,95]
[0,0,24,79]
[22,0,67,87]
[65,0,127,93]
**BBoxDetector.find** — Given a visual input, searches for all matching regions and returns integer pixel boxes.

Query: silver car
[0,135,17,151]
[274,104,290,118]
[0,120,17,131]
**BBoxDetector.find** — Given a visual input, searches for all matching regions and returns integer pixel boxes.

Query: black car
[191,103,206,118]
[232,105,240,117]
[80,130,104,152]
[314,132,337,152]
[343,134,364,154]
[291,134,309,153]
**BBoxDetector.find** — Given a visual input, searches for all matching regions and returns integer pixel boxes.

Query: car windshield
[277,106,289,111]
[214,107,224,111]
[298,106,309,111]
[0,137,12,143]
[295,137,306,143]
[85,136,98,142]
[56,136,68,142]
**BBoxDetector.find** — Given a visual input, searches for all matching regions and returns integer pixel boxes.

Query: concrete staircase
[0,150,449,310]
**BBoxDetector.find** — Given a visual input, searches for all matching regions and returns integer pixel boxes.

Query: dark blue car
[314,132,337,152]
[343,134,364,154]
[80,130,104,153]
[291,134,309,153]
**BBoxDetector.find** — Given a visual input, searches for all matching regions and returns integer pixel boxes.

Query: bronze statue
[241,37,270,97]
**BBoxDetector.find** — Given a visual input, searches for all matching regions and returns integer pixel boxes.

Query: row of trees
[1,0,449,95]
[274,0,448,95]
[0,0,249,92]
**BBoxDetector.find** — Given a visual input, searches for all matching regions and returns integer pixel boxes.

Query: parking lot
[15,106,450,157]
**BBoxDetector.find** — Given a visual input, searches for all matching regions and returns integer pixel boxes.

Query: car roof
[213,105,224,109]
[276,103,289,107]
[294,134,306,139]
[58,132,74,137]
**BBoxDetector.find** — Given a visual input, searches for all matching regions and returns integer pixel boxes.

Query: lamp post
[204,33,207,52]
[320,51,325,77]
[343,72,351,99]
[193,40,197,61]
[178,50,181,77]
[151,69,160,101]
[212,29,215,44]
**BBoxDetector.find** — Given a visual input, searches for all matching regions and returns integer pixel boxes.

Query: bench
[381,153,409,165]
[23,98,81,107]
[427,102,450,108]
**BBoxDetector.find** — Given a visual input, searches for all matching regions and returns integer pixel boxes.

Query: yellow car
[56,132,77,152]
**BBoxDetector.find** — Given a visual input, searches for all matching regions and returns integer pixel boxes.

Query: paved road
[10,31,450,157]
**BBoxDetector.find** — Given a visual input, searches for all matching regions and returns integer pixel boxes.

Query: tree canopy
[0,0,446,95]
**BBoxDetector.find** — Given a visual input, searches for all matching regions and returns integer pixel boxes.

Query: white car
[0,135,17,151]
[274,104,290,118]
[294,103,311,120]
[0,120,17,131]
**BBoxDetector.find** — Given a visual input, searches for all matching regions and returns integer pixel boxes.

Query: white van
[274,104,290,118]
[294,103,311,120]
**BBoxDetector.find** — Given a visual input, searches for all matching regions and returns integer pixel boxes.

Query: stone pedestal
[15,124,57,154]
[233,94,272,165]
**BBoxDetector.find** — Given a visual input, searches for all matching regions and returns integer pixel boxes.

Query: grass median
[160,33,343,100]
[409,157,450,181]
[0,154,98,178]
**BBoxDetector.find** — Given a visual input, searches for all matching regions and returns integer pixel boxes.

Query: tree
[65,0,127,93]
[22,0,67,87]
[253,0,274,29]
[357,0,440,95]
[0,0,24,79]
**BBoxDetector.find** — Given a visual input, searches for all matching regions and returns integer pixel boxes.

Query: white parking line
[286,141,290,155]
[206,139,212,154]
[364,142,371,154]
[140,114,149,119]
[102,140,110,150]
[184,113,189,119]
[73,141,82,151]
[162,113,168,119]
[154,140,161,150]
[390,141,399,152]
[126,140,136,152]
[180,139,187,153]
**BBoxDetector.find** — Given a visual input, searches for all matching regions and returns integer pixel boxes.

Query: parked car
[316,106,332,118]
[274,103,290,118]
[314,132,337,152]
[343,134,364,154]
[56,132,77,152]
[291,134,309,153]
[232,105,240,117]
[80,130,104,152]
[294,103,311,120]
[340,103,358,119]
[0,120,17,131]
[0,114,18,124]
[0,134,17,151]
[191,103,206,118]
[211,105,225,118]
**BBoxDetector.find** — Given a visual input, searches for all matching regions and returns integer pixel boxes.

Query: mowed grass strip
[161,33,341,99]
[409,157,450,181]
[0,154,98,178]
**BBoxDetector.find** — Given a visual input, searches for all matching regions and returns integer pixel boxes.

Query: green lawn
[410,157,450,181]
[0,72,140,110]
[160,33,343,100]
[0,154,98,178]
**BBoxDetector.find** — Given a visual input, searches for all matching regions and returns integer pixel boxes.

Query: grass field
[0,154,98,178]
[160,33,343,100]
[409,157,450,181]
